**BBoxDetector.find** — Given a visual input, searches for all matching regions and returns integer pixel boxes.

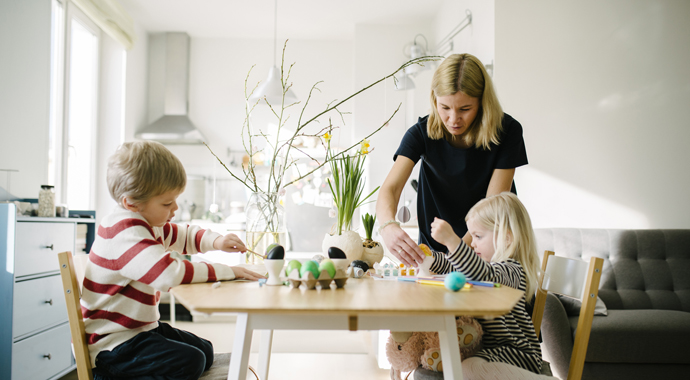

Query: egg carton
[283,268,349,290]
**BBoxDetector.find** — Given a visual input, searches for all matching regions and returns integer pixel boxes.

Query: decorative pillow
[555,294,608,316]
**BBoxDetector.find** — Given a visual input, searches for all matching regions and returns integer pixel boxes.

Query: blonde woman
[376,53,528,267]
[429,193,552,379]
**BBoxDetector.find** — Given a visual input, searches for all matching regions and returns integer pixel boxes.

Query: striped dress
[429,242,543,374]
[81,207,236,368]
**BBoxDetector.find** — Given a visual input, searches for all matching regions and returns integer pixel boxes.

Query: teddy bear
[385,316,483,380]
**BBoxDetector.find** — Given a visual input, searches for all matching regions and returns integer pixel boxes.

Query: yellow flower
[360,139,371,154]
[323,132,331,142]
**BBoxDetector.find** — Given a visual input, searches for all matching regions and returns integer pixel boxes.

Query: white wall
[495,0,690,229]
[0,0,52,198]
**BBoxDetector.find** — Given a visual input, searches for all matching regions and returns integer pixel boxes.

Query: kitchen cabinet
[0,203,95,380]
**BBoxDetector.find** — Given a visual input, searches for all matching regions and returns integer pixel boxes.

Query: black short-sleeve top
[394,113,528,252]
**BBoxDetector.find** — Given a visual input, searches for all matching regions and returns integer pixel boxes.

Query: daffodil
[360,139,370,154]
[323,132,331,142]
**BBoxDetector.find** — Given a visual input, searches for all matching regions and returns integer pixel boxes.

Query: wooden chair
[58,251,256,380]
[532,250,604,380]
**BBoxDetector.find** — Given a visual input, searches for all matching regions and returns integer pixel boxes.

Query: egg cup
[264,259,285,286]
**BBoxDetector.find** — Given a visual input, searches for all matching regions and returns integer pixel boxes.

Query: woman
[376,53,528,267]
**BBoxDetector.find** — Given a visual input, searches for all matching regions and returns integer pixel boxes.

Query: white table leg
[438,315,463,380]
[229,313,252,380]
[258,330,273,380]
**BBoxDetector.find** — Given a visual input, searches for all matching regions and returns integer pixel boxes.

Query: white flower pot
[322,230,364,263]
[361,242,384,266]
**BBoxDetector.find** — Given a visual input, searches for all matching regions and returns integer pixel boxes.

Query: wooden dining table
[170,273,523,380]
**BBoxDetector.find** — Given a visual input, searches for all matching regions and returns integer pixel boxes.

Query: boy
[81,141,264,380]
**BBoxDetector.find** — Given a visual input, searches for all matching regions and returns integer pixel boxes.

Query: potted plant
[361,213,384,266]
[321,136,379,262]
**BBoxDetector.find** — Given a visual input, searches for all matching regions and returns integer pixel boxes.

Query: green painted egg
[300,260,320,279]
[285,260,302,277]
[319,259,336,278]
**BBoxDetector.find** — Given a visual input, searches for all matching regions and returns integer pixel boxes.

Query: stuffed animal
[385,316,483,380]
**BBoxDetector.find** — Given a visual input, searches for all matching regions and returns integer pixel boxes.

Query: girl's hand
[230,266,266,281]
[431,218,461,253]
[213,234,248,253]
[380,223,424,267]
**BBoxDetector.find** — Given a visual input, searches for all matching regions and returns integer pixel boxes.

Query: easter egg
[300,260,320,279]
[328,246,347,259]
[319,259,336,278]
[444,271,466,292]
[266,244,285,259]
[285,260,302,277]
[350,260,370,273]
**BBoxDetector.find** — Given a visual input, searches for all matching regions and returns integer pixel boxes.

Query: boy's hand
[430,217,461,253]
[230,266,266,281]
[213,233,248,253]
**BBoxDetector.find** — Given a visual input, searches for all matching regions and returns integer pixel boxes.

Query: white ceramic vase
[322,230,364,263]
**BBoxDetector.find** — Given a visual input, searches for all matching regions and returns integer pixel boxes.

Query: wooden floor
[58,319,393,380]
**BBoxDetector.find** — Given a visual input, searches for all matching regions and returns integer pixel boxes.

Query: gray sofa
[535,228,690,380]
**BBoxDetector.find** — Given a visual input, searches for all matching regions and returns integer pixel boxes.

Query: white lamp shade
[249,66,298,105]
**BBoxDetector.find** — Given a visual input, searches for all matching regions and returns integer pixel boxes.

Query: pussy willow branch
[282,102,401,188]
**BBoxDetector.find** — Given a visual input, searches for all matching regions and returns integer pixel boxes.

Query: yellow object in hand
[419,244,433,256]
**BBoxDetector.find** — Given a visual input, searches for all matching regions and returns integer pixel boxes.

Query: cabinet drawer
[12,323,73,380]
[13,275,68,338]
[15,222,75,277]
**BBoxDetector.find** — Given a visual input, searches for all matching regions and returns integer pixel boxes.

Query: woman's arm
[376,156,425,267]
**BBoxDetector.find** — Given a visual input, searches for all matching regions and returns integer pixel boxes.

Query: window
[50,0,100,209]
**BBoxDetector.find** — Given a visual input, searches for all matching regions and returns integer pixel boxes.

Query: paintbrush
[245,248,267,259]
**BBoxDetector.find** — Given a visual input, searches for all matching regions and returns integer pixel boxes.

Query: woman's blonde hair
[428,53,503,150]
[465,192,540,299]
[107,141,187,204]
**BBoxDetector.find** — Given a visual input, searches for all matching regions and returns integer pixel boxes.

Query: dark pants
[93,321,214,380]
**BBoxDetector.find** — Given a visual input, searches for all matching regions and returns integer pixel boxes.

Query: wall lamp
[395,9,474,91]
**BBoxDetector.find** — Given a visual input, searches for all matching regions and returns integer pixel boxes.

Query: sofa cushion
[572,309,690,364]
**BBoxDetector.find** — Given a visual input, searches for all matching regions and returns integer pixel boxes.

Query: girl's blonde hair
[107,141,187,204]
[428,53,503,150]
[465,192,540,299]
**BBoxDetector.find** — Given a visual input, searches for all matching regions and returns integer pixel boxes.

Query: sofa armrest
[541,292,574,380]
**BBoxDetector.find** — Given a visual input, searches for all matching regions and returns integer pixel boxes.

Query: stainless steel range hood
[136,32,206,144]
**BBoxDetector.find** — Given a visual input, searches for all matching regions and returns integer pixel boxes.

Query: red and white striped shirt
[81,207,235,367]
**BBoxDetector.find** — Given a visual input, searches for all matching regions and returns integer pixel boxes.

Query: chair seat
[199,353,231,380]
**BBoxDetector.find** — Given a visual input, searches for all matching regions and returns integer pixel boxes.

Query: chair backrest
[532,250,604,380]
[58,251,94,380]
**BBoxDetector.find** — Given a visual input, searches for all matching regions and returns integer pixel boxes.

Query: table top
[170,275,524,317]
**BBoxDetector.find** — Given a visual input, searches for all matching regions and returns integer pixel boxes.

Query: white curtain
[71,0,136,50]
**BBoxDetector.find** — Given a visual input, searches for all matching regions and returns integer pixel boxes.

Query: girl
[377,53,528,268]
[429,192,554,379]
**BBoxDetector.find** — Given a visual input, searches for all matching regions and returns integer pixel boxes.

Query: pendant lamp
[248,0,298,105]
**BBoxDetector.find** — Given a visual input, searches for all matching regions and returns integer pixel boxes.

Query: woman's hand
[380,223,424,267]
[230,266,266,281]
[213,234,248,253]
[430,218,461,253]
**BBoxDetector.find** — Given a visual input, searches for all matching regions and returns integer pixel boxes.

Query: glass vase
[245,192,287,264]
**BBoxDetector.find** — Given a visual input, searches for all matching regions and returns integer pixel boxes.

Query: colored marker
[468,280,501,288]
[417,280,446,286]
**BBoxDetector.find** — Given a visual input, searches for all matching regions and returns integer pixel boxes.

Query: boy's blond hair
[107,141,186,204]
[428,53,503,150]
[466,193,539,299]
